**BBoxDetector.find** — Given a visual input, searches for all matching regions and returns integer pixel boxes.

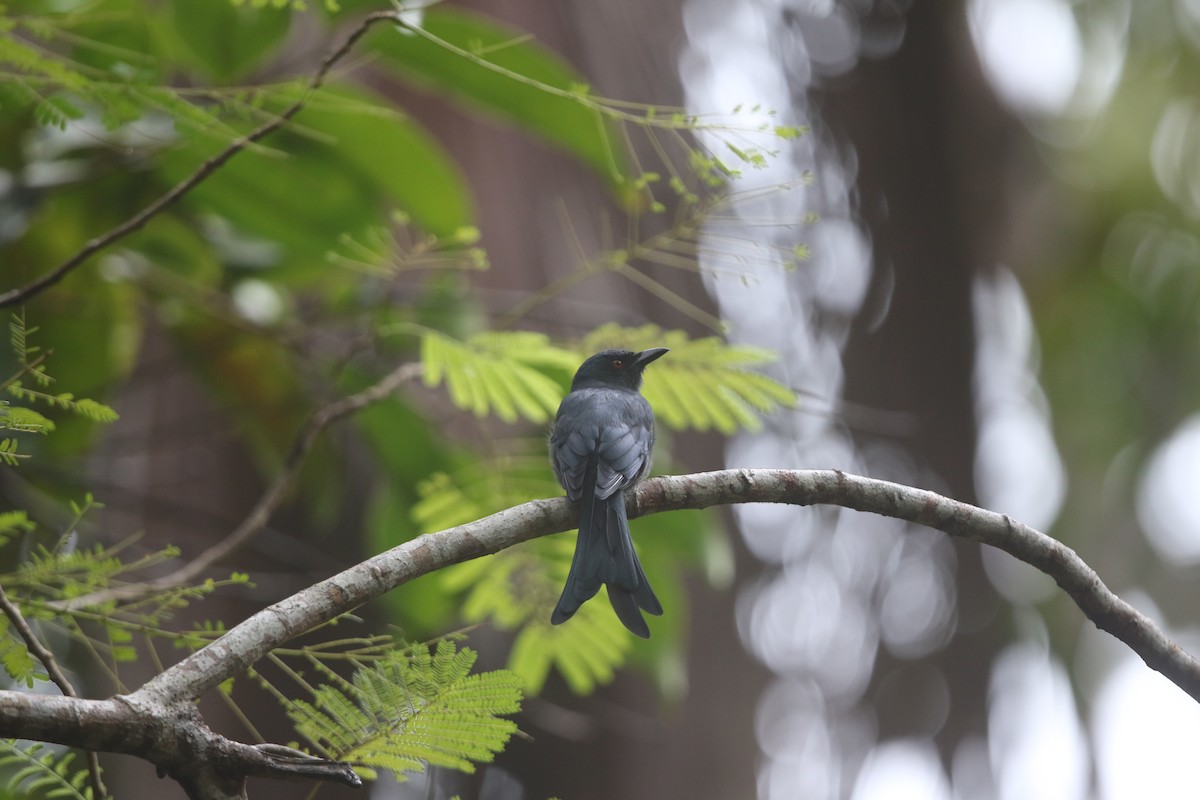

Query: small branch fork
[0,585,107,800]
[0,9,402,310]
[3,469,1199,799]
[54,360,425,612]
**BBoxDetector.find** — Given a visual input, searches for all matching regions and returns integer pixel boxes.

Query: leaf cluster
[0,313,118,466]
[0,741,94,800]
[416,324,795,433]
[285,639,522,782]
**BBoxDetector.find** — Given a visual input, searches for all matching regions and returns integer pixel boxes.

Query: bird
[549,347,668,638]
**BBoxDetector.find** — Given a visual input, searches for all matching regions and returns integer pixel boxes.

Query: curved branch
[0,10,400,309]
[133,468,1200,707]
[5,468,1197,799]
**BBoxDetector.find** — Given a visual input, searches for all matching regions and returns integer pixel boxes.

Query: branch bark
[3,468,1197,798]
[132,468,1200,706]
[0,585,107,799]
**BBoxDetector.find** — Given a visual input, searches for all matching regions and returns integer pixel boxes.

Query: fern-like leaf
[416,467,638,694]
[0,404,56,434]
[580,323,796,433]
[0,439,26,466]
[420,330,576,423]
[286,641,522,782]
[4,384,118,423]
[0,511,34,543]
[0,740,94,800]
[0,618,39,687]
[508,600,632,694]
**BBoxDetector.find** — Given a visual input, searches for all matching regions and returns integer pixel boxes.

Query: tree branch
[0,693,361,800]
[5,468,1199,799]
[0,10,401,309]
[0,585,108,799]
[134,468,1200,707]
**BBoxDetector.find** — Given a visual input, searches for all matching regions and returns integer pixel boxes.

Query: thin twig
[165,360,424,581]
[0,585,107,800]
[57,361,424,611]
[0,10,401,309]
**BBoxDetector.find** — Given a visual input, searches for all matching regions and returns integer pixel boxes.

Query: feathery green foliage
[446,541,633,694]
[580,323,797,433]
[4,387,119,424]
[0,617,40,687]
[326,211,488,275]
[2,314,119,443]
[415,465,643,694]
[420,330,577,423]
[419,324,794,434]
[0,439,25,467]
[0,512,34,543]
[286,640,522,782]
[0,740,95,800]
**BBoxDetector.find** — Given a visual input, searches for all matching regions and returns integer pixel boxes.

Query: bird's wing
[593,423,651,500]
[551,390,653,499]
[551,423,597,502]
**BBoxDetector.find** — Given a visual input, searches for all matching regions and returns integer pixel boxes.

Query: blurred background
[4,0,1200,798]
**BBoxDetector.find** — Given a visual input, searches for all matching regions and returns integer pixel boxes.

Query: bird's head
[570,347,669,391]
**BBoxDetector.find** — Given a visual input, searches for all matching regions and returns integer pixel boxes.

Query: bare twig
[0,585,107,800]
[57,360,423,610]
[159,360,424,585]
[0,10,401,309]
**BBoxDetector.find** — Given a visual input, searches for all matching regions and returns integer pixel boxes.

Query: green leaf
[580,324,796,432]
[367,8,636,202]
[0,511,34,543]
[286,640,522,782]
[419,330,575,423]
[0,34,88,93]
[0,620,38,687]
[299,85,475,241]
[507,591,632,695]
[0,439,26,466]
[0,740,93,800]
[0,405,56,434]
[154,0,292,83]
[5,386,119,423]
[159,84,472,275]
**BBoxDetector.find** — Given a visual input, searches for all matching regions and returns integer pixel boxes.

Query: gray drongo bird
[549,347,668,638]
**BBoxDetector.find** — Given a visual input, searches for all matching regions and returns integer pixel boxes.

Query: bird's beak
[634,347,669,368]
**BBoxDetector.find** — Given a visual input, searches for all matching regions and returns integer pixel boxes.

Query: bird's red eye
[612,359,625,369]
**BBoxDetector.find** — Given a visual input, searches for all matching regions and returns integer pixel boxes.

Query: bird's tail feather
[608,491,662,616]
[550,460,605,625]
[551,462,661,637]
[606,584,650,638]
